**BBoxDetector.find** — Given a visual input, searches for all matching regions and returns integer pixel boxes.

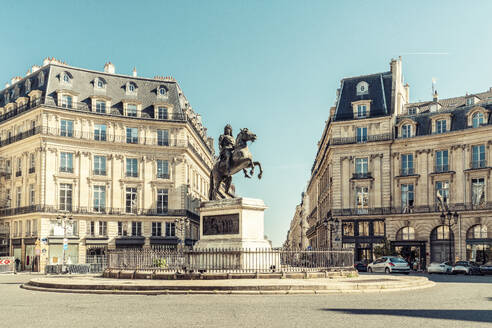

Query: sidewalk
[21,274,435,295]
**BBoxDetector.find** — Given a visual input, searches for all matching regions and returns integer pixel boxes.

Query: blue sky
[2,1,492,246]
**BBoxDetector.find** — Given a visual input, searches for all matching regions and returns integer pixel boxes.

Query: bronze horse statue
[209,128,263,200]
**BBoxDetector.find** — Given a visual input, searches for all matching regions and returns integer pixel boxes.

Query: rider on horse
[219,124,235,173]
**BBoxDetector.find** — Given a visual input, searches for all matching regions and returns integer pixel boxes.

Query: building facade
[287,58,492,268]
[0,58,215,271]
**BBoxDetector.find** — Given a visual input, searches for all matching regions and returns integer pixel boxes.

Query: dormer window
[357,104,367,118]
[436,119,447,134]
[158,86,167,96]
[472,112,484,128]
[408,107,417,115]
[94,77,107,90]
[126,82,137,95]
[38,72,45,86]
[356,81,369,96]
[127,104,137,117]
[61,71,73,85]
[63,74,70,83]
[61,95,73,108]
[351,100,371,119]
[25,79,31,93]
[401,124,412,138]
[466,97,478,106]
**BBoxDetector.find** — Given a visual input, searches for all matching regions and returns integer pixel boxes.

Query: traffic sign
[63,243,68,250]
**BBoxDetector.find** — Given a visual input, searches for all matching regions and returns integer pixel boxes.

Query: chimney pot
[132,67,137,77]
[104,62,115,74]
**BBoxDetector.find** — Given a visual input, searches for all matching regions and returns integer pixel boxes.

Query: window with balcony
[126,104,137,117]
[16,187,21,208]
[61,95,72,108]
[95,100,106,113]
[355,186,368,214]
[401,154,414,176]
[131,221,142,236]
[60,152,74,173]
[93,185,106,212]
[94,156,106,175]
[435,181,449,209]
[60,120,74,137]
[435,119,447,134]
[472,178,485,206]
[126,187,137,213]
[401,184,414,211]
[157,129,169,146]
[157,160,169,179]
[16,158,21,177]
[435,150,449,172]
[472,112,484,128]
[356,104,367,118]
[29,184,35,206]
[354,158,368,178]
[126,158,138,177]
[401,124,412,138]
[358,221,369,236]
[165,222,176,237]
[99,221,107,236]
[356,127,367,143]
[472,145,486,168]
[152,222,162,237]
[29,153,35,173]
[157,189,168,214]
[157,106,168,120]
[59,183,72,211]
[94,124,107,141]
[126,127,138,144]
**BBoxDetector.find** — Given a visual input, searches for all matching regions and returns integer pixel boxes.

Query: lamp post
[56,214,73,273]
[439,210,459,264]
[322,211,340,251]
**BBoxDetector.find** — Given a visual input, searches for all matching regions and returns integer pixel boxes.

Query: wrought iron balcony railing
[471,160,487,169]
[352,172,372,179]
[331,133,392,146]
[400,168,415,176]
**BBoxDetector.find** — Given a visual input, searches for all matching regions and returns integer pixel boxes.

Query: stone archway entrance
[430,225,454,263]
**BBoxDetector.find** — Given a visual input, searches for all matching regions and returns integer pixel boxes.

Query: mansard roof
[333,71,393,121]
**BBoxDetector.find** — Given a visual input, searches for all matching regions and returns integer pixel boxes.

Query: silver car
[427,261,452,274]
[367,256,410,274]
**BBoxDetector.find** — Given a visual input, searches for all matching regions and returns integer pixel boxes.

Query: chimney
[5,83,10,88]
[433,90,439,102]
[31,65,40,73]
[104,62,115,74]
[329,106,336,118]
[404,83,410,103]
[132,67,137,77]
[43,57,50,66]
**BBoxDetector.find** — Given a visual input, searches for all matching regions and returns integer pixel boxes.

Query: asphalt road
[1,273,491,328]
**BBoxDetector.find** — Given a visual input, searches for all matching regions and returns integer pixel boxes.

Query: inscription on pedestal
[203,214,239,235]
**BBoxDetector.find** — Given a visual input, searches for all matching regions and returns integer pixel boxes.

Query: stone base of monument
[193,197,274,271]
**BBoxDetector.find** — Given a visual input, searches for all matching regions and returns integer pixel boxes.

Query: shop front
[115,236,145,249]
[341,219,385,262]
[24,238,37,271]
[48,238,79,265]
[391,226,427,270]
[12,239,22,271]
[430,225,454,263]
[466,224,491,265]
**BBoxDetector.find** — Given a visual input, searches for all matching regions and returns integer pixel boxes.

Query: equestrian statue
[208,124,263,200]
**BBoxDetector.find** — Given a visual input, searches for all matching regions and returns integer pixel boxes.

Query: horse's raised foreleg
[243,168,251,178]
[253,161,263,179]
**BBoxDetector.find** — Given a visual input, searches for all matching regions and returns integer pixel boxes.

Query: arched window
[431,225,453,240]
[467,225,488,239]
[63,74,70,83]
[356,81,369,96]
[472,112,484,128]
[396,226,415,240]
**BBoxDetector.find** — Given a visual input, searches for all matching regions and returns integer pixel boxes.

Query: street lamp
[322,211,340,251]
[439,210,459,264]
[56,214,73,273]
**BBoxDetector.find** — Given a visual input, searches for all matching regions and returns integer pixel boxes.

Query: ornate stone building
[0,58,215,271]
[287,58,492,269]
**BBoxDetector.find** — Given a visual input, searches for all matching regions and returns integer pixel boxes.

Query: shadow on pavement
[323,309,492,323]
[359,272,492,284]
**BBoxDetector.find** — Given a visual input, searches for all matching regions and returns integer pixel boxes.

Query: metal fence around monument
[107,248,354,273]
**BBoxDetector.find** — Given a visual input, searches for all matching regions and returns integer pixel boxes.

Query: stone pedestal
[194,197,271,250]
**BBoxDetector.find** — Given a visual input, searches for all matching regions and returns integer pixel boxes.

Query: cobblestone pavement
[1,273,491,328]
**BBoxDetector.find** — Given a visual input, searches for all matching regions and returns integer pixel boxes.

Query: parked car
[452,261,482,275]
[367,256,410,274]
[427,261,453,274]
[354,260,368,272]
[479,261,492,275]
